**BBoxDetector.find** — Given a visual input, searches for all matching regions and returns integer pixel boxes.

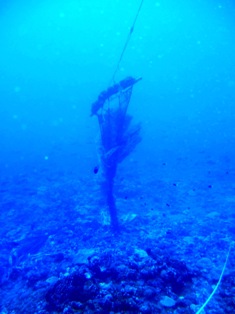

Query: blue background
[1,0,234,179]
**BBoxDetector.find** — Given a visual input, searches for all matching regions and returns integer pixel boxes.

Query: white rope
[196,242,233,314]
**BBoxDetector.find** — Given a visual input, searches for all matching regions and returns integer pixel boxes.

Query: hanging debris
[91,76,142,231]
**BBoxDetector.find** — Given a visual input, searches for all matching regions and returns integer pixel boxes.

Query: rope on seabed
[196,242,234,314]
[111,0,144,84]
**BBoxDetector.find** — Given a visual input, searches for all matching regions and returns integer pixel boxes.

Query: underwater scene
[0,0,235,313]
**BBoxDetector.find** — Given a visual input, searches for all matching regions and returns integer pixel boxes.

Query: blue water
[0,1,235,313]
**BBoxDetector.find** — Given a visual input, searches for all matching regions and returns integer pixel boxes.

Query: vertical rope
[111,0,144,84]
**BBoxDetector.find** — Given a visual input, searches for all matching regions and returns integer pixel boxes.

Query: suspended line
[111,0,144,83]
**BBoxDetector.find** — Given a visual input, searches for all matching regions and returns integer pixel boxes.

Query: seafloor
[0,153,234,314]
